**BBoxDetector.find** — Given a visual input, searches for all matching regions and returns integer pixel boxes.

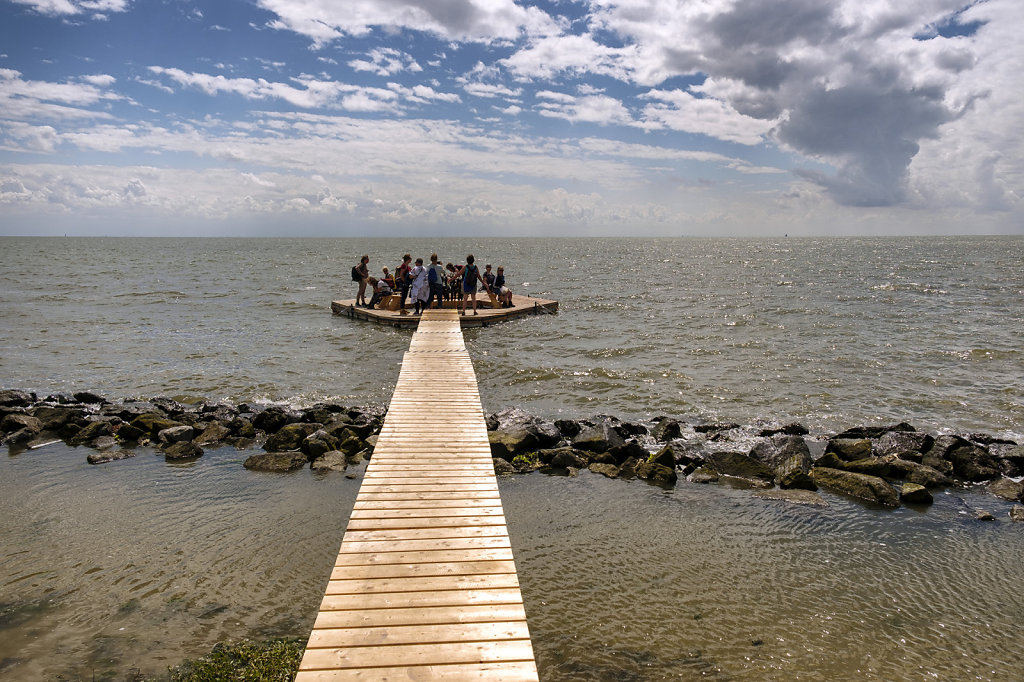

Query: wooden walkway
[296,309,539,681]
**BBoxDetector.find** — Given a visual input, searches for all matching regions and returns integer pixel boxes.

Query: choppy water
[2,236,1022,435]
[2,236,1024,680]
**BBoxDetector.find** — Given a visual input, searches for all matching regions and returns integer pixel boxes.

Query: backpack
[462,264,476,285]
[428,265,438,284]
[351,265,361,281]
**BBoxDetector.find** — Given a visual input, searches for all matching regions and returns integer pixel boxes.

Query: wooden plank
[313,603,528,630]
[295,661,539,681]
[302,311,536,680]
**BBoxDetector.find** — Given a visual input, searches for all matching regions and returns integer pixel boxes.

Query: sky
[0,0,1021,237]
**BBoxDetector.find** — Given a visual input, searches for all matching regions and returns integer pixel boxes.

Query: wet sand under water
[2,442,1023,680]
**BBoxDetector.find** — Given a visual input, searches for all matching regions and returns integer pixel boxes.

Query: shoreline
[3,388,1022,517]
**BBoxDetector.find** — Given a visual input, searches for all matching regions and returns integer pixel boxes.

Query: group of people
[352,253,514,316]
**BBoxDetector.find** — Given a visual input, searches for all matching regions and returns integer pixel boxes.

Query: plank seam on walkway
[297,308,538,681]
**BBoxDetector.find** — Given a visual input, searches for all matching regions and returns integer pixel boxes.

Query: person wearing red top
[396,254,412,314]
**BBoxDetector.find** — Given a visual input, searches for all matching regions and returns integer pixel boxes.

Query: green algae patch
[167,638,304,682]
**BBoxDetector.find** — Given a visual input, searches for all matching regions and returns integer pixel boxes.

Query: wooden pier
[296,309,539,681]
[331,293,558,328]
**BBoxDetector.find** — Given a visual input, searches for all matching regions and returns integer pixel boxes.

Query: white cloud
[9,0,128,17]
[641,89,776,145]
[256,0,562,48]
[348,47,422,76]
[537,93,635,126]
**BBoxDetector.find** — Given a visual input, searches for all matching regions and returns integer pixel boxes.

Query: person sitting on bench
[367,277,392,309]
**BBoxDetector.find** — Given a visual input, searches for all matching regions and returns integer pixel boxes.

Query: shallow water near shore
[2,441,1023,680]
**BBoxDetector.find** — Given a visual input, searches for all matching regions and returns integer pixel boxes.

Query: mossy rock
[811,467,899,507]
[647,445,675,468]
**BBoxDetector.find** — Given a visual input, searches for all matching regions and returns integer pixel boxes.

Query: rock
[31,406,76,431]
[302,429,341,459]
[195,422,232,446]
[130,414,184,439]
[73,391,106,404]
[705,451,774,482]
[338,434,366,457]
[1,413,42,435]
[554,419,582,438]
[688,467,719,484]
[899,483,933,504]
[996,445,1024,477]
[842,457,892,478]
[264,423,321,452]
[158,425,195,444]
[572,423,625,453]
[615,421,648,438]
[886,459,953,488]
[876,431,934,458]
[87,449,136,464]
[750,435,814,488]
[974,510,995,522]
[947,443,1001,481]
[835,423,914,440]
[228,417,257,438]
[163,441,204,459]
[244,451,306,471]
[115,423,147,442]
[634,460,677,486]
[310,450,348,472]
[252,406,298,434]
[93,435,117,450]
[588,463,620,478]
[492,458,516,476]
[776,457,818,491]
[606,439,648,466]
[753,489,828,507]
[616,456,639,479]
[1009,505,1024,522]
[488,429,539,459]
[0,389,35,407]
[548,449,588,470]
[2,427,35,446]
[694,422,740,434]
[758,423,809,437]
[987,478,1024,501]
[648,445,676,469]
[67,420,113,446]
[810,468,899,507]
[651,419,682,442]
[511,452,542,472]
[824,438,872,462]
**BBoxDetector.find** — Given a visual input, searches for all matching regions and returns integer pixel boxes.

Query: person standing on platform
[410,257,429,315]
[427,254,446,310]
[396,254,412,315]
[353,255,369,307]
[458,254,489,316]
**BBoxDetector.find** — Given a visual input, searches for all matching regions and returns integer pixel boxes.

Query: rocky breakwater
[0,389,383,474]
[484,408,1024,520]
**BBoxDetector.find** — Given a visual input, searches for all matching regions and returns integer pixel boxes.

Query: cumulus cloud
[349,47,422,76]
[256,0,561,48]
[536,92,634,126]
[9,0,128,17]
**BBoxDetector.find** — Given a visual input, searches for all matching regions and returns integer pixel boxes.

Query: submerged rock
[87,449,137,465]
[634,460,677,486]
[492,458,516,476]
[987,478,1024,502]
[163,441,204,460]
[588,462,620,478]
[310,450,348,472]
[1009,505,1024,522]
[753,489,828,507]
[810,468,899,507]
[899,483,933,505]
[705,451,774,482]
[244,452,306,472]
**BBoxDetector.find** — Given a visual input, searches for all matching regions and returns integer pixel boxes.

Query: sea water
[1,236,1023,680]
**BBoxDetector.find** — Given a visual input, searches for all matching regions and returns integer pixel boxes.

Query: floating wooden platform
[297,309,539,681]
[331,294,557,328]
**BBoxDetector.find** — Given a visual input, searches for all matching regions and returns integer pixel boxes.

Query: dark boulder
[573,423,625,453]
[243,451,306,472]
[635,460,677,487]
[834,423,914,440]
[228,417,257,438]
[252,406,298,434]
[264,423,321,452]
[606,439,648,466]
[163,441,204,459]
[310,450,348,472]
[2,427,35,446]
[810,468,899,507]
[547,449,588,470]
[899,483,933,505]
[67,420,113,446]
[554,419,582,438]
[103,401,162,422]
[30,406,77,431]
[947,443,1001,481]
[648,445,676,469]
[588,462,620,478]
[115,423,147,443]
[492,458,516,476]
[706,451,775,482]
[158,425,195,444]
[987,478,1024,502]
[996,445,1024,478]
[87,449,136,465]
[694,422,740,434]
[73,391,106,404]
[488,429,539,460]
[885,459,953,488]
[824,438,872,462]
[842,457,892,478]
[130,414,184,439]
[651,419,682,442]
[1,413,42,435]
[302,429,341,460]
[758,423,809,437]
[776,456,817,490]
[876,431,934,458]
[195,422,232,446]
[688,466,719,484]
[0,389,35,407]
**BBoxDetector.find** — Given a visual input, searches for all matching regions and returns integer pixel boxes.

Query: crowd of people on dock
[351,253,514,316]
